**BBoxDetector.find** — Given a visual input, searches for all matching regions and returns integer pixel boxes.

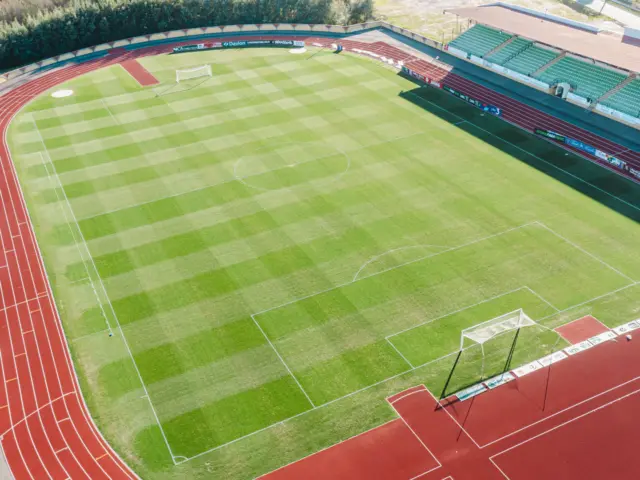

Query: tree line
[0,0,374,70]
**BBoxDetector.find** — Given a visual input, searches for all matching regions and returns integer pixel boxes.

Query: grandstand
[601,78,640,117]
[445,4,640,125]
[535,56,627,101]
[503,45,558,76]
[449,24,512,57]
[485,37,531,65]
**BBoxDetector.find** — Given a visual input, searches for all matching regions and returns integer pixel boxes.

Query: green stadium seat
[534,56,626,101]
[601,78,640,118]
[503,45,558,76]
[449,25,512,58]
[485,37,531,65]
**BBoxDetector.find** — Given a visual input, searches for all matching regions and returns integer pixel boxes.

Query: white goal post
[176,65,212,83]
[438,308,563,401]
[460,309,536,351]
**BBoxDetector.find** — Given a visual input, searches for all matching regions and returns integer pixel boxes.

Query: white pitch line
[386,337,414,369]
[31,118,178,464]
[78,129,425,221]
[253,223,537,319]
[540,282,638,326]
[38,150,114,337]
[101,99,120,125]
[352,244,451,282]
[387,286,528,340]
[534,221,635,283]
[171,274,634,465]
[523,286,559,312]
[250,315,316,408]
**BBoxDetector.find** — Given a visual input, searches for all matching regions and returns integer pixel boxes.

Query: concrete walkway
[579,0,640,28]
[0,445,13,480]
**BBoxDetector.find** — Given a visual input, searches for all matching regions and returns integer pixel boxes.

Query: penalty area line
[250,314,316,408]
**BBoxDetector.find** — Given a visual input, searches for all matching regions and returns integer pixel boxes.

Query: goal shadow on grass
[398,85,640,224]
[153,76,213,97]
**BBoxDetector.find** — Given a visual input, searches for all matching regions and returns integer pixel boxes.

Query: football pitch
[7,47,640,479]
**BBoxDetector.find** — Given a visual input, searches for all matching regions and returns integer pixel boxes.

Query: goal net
[438,309,561,401]
[460,309,536,350]
[176,65,212,83]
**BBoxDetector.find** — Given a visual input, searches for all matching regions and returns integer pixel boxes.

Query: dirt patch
[375,0,623,42]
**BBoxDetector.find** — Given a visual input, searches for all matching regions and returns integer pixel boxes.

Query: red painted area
[274,337,640,479]
[262,419,439,480]
[1,34,639,479]
[440,337,638,447]
[121,59,159,86]
[555,315,611,344]
[494,389,640,480]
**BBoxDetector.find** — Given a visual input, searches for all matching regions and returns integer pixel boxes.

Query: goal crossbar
[460,309,536,351]
[176,65,212,83]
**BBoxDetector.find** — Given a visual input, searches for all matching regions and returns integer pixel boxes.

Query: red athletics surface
[262,418,440,480]
[269,337,640,479]
[555,315,611,344]
[1,34,640,479]
[120,59,159,86]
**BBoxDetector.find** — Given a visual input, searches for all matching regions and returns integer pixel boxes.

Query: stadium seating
[449,24,512,58]
[485,37,531,65]
[535,56,626,100]
[600,78,640,118]
[503,45,559,76]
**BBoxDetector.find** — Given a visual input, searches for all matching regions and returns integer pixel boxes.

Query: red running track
[267,334,640,479]
[0,35,638,479]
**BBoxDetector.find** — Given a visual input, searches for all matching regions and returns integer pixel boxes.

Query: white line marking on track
[5,63,139,479]
[490,385,640,469]
[481,374,640,449]
[389,397,443,470]
[388,386,428,405]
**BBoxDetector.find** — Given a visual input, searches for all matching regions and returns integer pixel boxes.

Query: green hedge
[0,0,374,70]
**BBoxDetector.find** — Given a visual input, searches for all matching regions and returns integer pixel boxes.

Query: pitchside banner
[401,66,427,84]
[442,85,501,116]
[173,40,304,53]
[535,128,639,181]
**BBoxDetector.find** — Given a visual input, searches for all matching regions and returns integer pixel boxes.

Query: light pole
[600,0,608,14]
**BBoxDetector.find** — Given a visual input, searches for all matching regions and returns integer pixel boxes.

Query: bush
[0,0,374,70]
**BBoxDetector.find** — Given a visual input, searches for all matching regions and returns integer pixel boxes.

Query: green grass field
[7,46,640,479]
